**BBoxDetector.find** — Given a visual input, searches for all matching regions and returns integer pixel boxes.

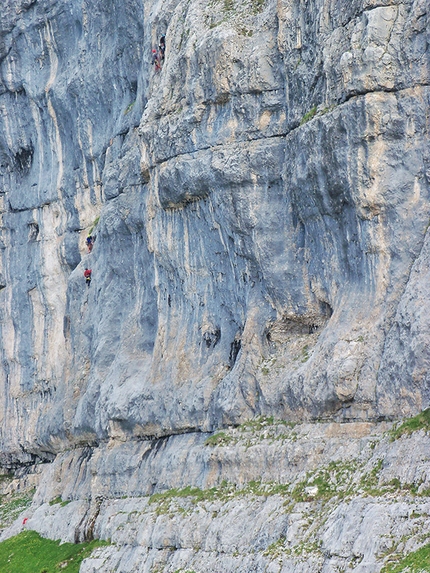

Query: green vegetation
[239,416,294,432]
[0,530,108,573]
[259,357,277,376]
[389,409,430,441]
[320,104,337,116]
[204,416,297,448]
[263,537,286,558]
[291,460,358,502]
[301,344,310,363]
[358,460,430,498]
[148,479,294,515]
[48,496,71,508]
[209,0,266,27]
[124,101,135,115]
[381,542,430,572]
[204,431,233,447]
[0,490,35,529]
[88,216,100,236]
[251,0,265,13]
[263,537,322,559]
[300,105,318,125]
[214,92,230,105]
[359,459,383,495]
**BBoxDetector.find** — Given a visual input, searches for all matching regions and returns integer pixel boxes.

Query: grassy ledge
[381,542,430,573]
[49,496,71,507]
[0,530,108,573]
[389,408,430,441]
[204,416,296,447]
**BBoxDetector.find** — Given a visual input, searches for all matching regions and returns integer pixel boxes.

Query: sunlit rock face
[0,0,429,462]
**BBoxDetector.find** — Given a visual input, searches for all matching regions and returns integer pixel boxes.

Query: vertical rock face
[0,0,429,462]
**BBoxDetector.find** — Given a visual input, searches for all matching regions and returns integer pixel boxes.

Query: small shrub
[215,92,230,105]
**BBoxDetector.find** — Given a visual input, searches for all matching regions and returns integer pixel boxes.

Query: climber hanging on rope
[152,48,161,71]
[86,235,94,252]
[159,35,165,62]
[84,268,92,287]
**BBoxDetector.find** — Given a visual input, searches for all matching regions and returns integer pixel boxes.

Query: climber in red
[84,268,92,286]
[152,48,161,71]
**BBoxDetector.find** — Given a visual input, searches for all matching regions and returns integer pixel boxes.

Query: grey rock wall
[0,1,429,569]
[0,0,428,461]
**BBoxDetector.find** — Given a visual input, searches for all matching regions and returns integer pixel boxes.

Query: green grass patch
[301,344,310,363]
[359,459,383,495]
[148,479,292,515]
[204,432,233,447]
[0,530,108,573]
[389,409,430,440]
[124,101,135,115]
[381,542,430,572]
[263,537,286,557]
[291,460,359,502]
[239,416,294,432]
[88,216,100,236]
[251,0,265,13]
[205,417,296,448]
[300,105,317,126]
[146,454,422,520]
[49,496,71,508]
[320,104,337,116]
[263,537,322,559]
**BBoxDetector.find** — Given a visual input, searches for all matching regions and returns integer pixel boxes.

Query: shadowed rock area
[0,0,429,571]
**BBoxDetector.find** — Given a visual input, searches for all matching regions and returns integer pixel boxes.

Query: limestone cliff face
[0,0,429,461]
[1,1,430,571]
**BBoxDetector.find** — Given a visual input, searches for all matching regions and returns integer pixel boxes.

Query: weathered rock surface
[0,0,429,570]
[0,0,429,458]
[2,420,430,572]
